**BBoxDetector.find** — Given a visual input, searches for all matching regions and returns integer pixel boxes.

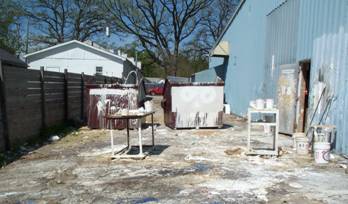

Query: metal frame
[247,108,279,156]
[107,111,155,159]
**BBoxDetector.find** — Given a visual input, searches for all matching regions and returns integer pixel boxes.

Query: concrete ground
[1,96,348,204]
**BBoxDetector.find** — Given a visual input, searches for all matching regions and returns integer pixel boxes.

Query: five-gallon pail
[255,99,265,109]
[296,136,309,155]
[314,142,330,164]
[293,132,306,150]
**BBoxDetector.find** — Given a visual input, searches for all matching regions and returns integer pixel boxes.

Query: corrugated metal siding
[263,0,348,154]
[296,0,348,154]
[264,0,300,98]
[209,0,287,116]
[209,0,348,154]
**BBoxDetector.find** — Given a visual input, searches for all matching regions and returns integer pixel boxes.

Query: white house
[24,40,141,78]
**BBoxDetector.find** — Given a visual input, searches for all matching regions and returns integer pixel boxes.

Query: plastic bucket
[144,101,153,112]
[293,132,306,150]
[265,99,274,109]
[255,99,265,109]
[296,136,309,155]
[314,142,330,164]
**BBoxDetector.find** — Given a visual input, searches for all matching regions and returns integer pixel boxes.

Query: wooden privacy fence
[0,65,121,152]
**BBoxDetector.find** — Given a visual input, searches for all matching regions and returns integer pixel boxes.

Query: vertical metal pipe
[138,119,143,155]
[110,129,114,156]
[151,113,154,147]
[126,118,130,149]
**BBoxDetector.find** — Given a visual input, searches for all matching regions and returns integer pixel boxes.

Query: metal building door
[277,64,298,135]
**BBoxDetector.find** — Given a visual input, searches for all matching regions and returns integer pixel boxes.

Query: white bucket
[314,142,331,164]
[265,99,274,109]
[224,104,231,114]
[255,99,265,109]
[296,137,309,155]
[293,132,306,150]
[144,101,153,112]
[249,100,256,109]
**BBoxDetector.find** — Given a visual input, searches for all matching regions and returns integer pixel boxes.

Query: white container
[296,136,309,155]
[224,104,231,114]
[144,101,153,112]
[265,99,274,109]
[255,99,265,109]
[249,100,256,109]
[314,142,331,164]
[293,132,306,150]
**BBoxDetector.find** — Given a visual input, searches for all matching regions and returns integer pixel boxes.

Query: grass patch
[0,120,79,168]
[39,120,77,140]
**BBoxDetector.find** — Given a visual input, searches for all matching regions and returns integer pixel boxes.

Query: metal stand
[107,111,155,159]
[247,108,279,156]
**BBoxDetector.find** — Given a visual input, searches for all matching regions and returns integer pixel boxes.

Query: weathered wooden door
[277,64,298,135]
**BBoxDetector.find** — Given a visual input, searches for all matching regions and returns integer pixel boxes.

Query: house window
[96,66,103,75]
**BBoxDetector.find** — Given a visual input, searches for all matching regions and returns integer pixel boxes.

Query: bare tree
[71,0,106,42]
[0,0,24,53]
[188,0,239,56]
[104,0,212,76]
[24,0,106,46]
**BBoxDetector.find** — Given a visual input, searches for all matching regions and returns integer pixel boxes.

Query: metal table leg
[138,119,143,156]
[151,113,154,148]
[110,129,114,156]
[126,118,130,150]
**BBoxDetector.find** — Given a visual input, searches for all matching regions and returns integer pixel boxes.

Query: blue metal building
[196,0,348,154]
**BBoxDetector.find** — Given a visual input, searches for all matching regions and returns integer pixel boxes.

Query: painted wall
[26,43,124,78]
[297,0,348,154]
[209,0,286,116]
[263,0,348,153]
[208,0,348,153]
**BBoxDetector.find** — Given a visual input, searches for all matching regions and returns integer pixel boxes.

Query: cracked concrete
[0,96,348,204]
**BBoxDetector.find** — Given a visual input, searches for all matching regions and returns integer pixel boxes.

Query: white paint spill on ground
[0,98,348,203]
[78,145,126,157]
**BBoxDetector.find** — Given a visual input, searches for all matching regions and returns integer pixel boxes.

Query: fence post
[0,61,10,150]
[64,69,68,121]
[80,72,84,122]
[40,67,46,129]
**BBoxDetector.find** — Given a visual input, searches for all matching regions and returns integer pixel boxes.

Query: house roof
[166,76,191,83]
[24,40,127,62]
[209,0,246,56]
[0,48,27,67]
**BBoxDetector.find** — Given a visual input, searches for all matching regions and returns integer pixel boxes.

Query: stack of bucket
[312,128,333,164]
[293,128,334,164]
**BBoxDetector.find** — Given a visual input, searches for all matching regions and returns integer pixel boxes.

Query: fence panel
[0,95,4,152]
[0,66,122,151]
[3,66,42,146]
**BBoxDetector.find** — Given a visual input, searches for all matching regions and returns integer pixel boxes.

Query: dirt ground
[1,96,348,204]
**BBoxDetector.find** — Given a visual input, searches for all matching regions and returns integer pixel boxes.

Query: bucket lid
[296,137,308,142]
[314,142,330,147]
[293,132,306,138]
